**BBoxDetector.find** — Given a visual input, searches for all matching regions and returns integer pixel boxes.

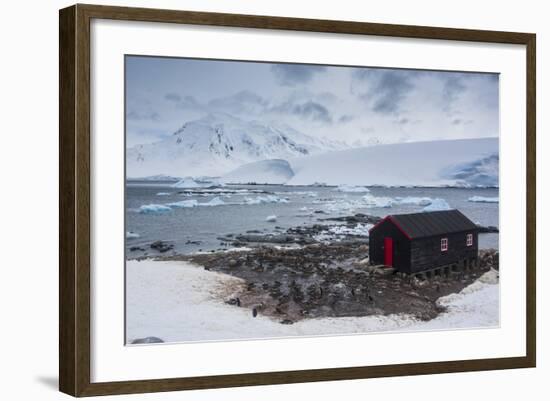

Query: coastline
[126,258,499,344]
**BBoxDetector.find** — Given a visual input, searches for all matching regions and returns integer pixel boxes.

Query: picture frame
[59,3,536,397]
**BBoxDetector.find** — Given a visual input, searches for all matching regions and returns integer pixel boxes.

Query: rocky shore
[157,243,498,324]
[133,212,499,325]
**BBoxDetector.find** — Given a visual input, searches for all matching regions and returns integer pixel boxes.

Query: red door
[384,237,393,266]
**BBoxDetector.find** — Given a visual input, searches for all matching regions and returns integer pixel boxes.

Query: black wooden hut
[368,209,479,274]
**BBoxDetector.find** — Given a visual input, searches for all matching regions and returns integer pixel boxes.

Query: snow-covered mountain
[222,138,499,187]
[126,113,345,178]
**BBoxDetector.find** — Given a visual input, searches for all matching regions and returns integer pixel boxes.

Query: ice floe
[336,184,370,193]
[422,198,451,212]
[468,196,499,203]
[138,204,172,214]
[243,195,289,205]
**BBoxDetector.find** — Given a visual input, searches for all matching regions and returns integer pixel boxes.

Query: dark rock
[150,241,174,253]
[477,225,499,233]
[280,319,294,325]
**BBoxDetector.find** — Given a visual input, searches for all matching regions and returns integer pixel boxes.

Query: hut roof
[383,209,478,239]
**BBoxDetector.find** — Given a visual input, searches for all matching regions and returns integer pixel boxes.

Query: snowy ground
[126,260,499,344]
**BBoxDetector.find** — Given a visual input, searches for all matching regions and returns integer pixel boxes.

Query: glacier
[222,159,294,185]
[287,138,498,187]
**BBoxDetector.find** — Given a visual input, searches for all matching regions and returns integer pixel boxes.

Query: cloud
[441,75,467,113]
[271,99,332,123]
[126,110,160,121]
[164,92,182,102]
[271,64,327,86]
[338,114,355,123]
[353,69,415,114]
[208,90,267,115]
[164,93,203,111]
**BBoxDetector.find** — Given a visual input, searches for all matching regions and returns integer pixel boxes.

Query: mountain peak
[127,114,343,177]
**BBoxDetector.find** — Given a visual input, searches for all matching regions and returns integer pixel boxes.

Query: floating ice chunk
[167,200,199,208]
[394,196,433,206]
[468,196,499,203]
[243,195,289,205]
[266,215,277,222]
[422,198,451,212]
[139,204,172,214]
[336,184,370,193]
[203,196,225,206]
[156,192,171,196]
[171,177,201,188]
[362,194,394,208]
[126,231,140,239]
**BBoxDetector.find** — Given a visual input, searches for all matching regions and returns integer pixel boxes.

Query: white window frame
[441,237,448,252]
[466,233,473,246]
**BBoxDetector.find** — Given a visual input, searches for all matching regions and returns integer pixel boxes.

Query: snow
[287,138,498,187]
[422,198,451,212]
[127,113,342,178]
[265,215,277,222]
[138,204,172,214]
[126,231,140,239]
[468,196,499,203]
[336,184,370,193]
[222,159,294,184]
[314,223,374,242]
[126,260,499,343]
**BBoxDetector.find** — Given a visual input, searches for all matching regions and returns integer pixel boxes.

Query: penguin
[252,307,258,317]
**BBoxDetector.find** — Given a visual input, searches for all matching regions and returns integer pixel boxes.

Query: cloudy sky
[125,55,499,147]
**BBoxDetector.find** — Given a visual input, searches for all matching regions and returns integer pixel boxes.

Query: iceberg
[362,194,394,208]
[468,196,499,203]
[422,198,451,212]
[265,215,277,222]
[394,196,433,206]
[243,195,289,205]
[139,204,172,214]
[336,185,370,193]
[167,200,199,208]
[203,196,225,206]
[126,231,140,239]
[171,177,202,189]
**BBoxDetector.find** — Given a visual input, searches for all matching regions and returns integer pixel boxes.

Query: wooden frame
[59,3,536,397]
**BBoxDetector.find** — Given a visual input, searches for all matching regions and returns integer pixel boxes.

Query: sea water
[125,182,499,256]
